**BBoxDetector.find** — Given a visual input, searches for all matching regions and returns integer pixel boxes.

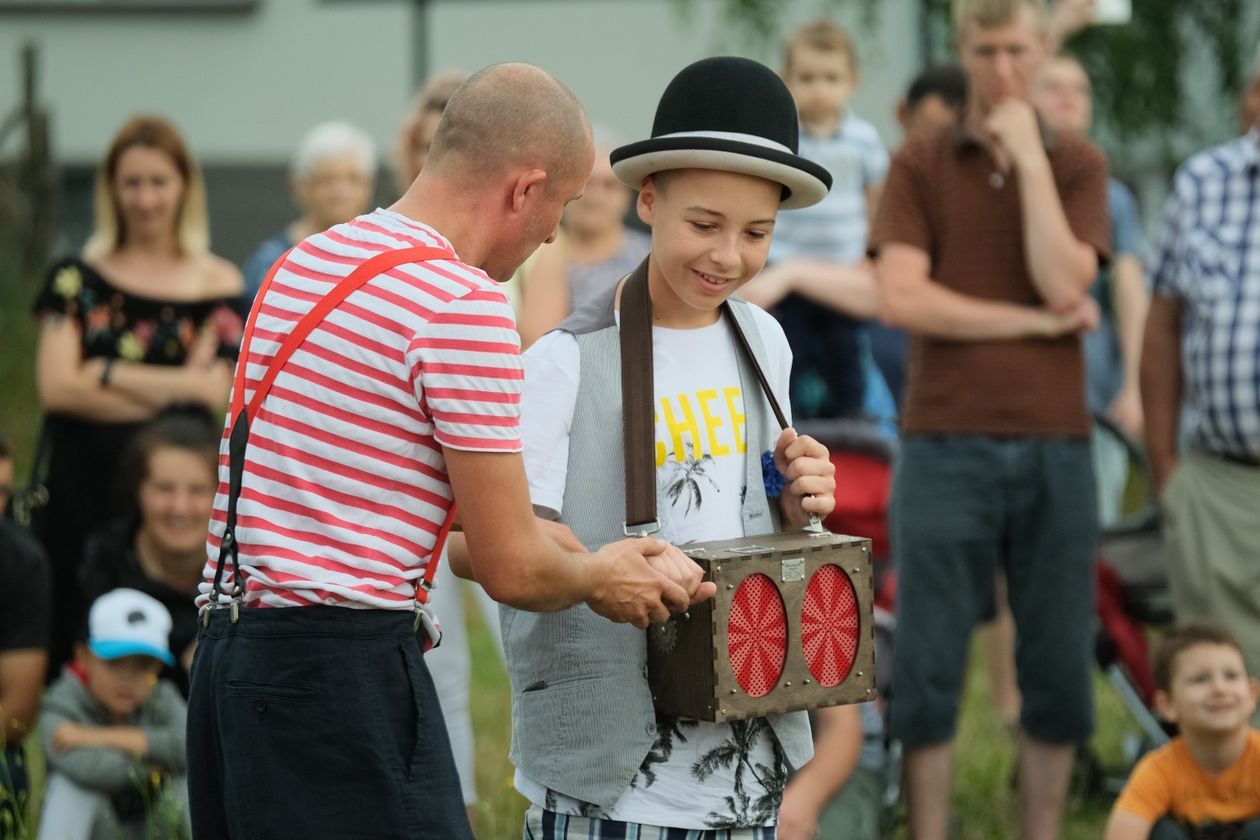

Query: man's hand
[775,781,821,840]
[645,543,718,607]
[1034,296,1099,338]
[773,428,837,528]
[1106,386,1144,440]
[986,100,1048,172]
[585,538,694,629]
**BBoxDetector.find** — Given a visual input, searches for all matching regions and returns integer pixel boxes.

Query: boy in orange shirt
[1106,623,1260,839]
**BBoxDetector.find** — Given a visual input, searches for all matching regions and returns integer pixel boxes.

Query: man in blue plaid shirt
[1142,46,1260,723]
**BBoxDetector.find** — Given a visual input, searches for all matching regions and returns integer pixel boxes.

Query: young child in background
[1106,623,1260,839]
[745,19,891,423]
[38,588,188,840]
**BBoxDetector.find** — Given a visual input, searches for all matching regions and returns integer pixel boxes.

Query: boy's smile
[635,169,780,329]
[1158,643,1259,736]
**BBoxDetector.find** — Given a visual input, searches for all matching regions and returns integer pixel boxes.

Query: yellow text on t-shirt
[655,387,746,467]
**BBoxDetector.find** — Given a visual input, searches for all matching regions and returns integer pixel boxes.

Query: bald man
[188,64,710,839]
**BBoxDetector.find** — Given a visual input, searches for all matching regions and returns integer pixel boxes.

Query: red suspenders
[209,245,458,629]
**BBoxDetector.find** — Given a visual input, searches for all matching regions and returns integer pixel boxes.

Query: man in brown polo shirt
[869,1,1110,837]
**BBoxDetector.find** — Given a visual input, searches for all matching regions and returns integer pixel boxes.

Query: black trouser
[187,605,472,839]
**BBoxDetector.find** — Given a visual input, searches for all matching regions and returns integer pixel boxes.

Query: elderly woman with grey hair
[238,121,377,312]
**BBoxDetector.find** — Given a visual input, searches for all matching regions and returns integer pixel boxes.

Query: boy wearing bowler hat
[501,57,838,837]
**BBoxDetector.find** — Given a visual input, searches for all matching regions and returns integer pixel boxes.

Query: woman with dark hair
[79,404,220,697]
[33,115,242,677]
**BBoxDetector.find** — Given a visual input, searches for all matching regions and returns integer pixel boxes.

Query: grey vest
[500,276,813,808]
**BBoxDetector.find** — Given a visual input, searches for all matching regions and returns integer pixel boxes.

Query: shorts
[888,434,1097,748]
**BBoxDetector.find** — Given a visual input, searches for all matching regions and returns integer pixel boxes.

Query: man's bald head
[426,63,592,190]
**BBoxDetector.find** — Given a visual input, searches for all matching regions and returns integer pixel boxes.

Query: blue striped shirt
[1149,129,1260,459]
[768,111,889,265]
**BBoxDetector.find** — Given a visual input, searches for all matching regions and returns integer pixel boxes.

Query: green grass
[462,592,1133,839]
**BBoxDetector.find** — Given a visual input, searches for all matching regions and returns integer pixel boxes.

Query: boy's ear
[636,176,659,225]
[72,643,90,667]
[1153,689,1177,725]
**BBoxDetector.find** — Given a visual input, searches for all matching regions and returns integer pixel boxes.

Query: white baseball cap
[87,588,175,666]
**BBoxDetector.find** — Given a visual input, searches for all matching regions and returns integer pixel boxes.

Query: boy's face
[77,647,163,719]
[899,94,959,142]
[1031,57,1092,136]
[1155,643,1259,736]
[785,46,855,125]
[637,169,780,327]
[958,7,1048,113]
[138,445,217,557]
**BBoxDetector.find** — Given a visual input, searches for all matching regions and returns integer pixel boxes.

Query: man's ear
[895,98,911,132]
[636,176,659,225]
[510,168,549,213]
[1153,689,1177,725]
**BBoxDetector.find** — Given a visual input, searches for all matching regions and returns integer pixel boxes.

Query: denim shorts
[187,605,472,839]
[888,434,1097,747]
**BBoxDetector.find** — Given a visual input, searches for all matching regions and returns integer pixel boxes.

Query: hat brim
[89,639,175,667]
[610,136,832,210]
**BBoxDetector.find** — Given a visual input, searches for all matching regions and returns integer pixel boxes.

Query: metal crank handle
[804,493,825,534]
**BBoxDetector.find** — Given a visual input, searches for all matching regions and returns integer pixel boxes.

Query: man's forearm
[82,725,148,756]
[1140,298,1183,491]
[787,260,880,320]
[1017,159,1096,310]
[1111,255,1149,392]
[882,276,1056,341]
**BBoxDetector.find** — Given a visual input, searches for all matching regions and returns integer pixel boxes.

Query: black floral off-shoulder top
[34,257,243,364]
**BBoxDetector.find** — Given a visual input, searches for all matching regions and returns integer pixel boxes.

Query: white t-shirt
[516,305,796,829]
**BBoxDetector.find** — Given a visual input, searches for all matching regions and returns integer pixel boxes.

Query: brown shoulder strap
[619,259,789,534]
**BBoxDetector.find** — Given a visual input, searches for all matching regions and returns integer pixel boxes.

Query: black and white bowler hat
[610,56,833,210]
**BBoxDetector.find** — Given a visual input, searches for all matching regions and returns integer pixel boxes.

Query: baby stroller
[795,418,900,818]
[1079,414,1174,797]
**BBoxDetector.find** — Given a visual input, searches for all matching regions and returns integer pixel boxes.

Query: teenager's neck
[1183,725,1252,776]
[569,224,625,265]
[134,529,204,592]
[800,110,843,139]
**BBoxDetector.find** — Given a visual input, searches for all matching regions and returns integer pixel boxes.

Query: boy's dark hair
[121,403,221,502]
[784,19,858,76]
[1152,622,1246,694]
[905,64,968,113]
[0,429,11,461]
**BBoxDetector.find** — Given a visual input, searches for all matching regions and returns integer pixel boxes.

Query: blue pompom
[762,450,787,498]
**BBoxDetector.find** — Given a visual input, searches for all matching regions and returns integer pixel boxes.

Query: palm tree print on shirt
[663,442,720,516]
[634,715,697,788]
[692,718,789,829]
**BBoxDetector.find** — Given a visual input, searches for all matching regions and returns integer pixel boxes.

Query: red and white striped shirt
[198,209,523,610]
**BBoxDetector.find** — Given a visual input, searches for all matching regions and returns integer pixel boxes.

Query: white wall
[426,0,920,155]
[0,0,922,167]
[0,0,413,163]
